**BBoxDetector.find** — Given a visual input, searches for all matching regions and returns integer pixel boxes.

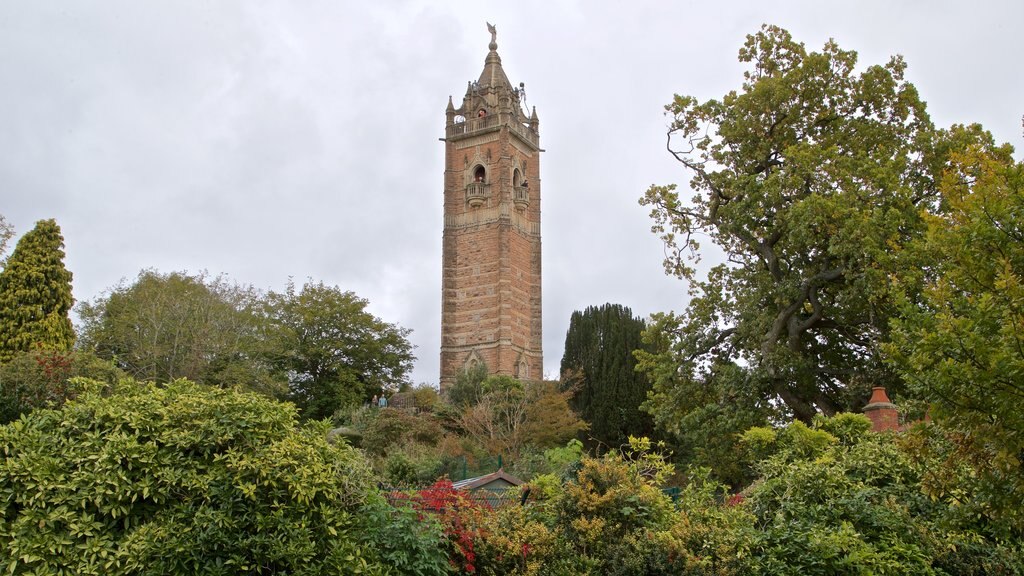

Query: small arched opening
[515,358,529,380]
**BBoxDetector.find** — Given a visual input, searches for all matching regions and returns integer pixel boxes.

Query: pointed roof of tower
[478,22,512,89]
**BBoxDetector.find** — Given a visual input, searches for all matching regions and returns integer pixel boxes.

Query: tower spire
[478,22,511,90]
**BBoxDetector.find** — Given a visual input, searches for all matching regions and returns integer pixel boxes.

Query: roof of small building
[451,469,523,491]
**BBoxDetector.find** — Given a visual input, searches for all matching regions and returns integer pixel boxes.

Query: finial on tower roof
[486,22,497,50]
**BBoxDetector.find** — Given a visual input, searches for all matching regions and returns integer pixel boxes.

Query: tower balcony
[446,112,539,149]
[513,185,529,210]
[466,182,491,207]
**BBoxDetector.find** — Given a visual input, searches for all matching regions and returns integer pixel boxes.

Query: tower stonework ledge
[439,25,543,391]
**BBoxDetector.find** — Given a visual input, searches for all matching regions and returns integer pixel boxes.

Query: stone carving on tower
[439,24,543,391]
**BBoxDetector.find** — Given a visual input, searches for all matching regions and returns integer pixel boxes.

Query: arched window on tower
[513,168,529,210]
[467,165,488,207]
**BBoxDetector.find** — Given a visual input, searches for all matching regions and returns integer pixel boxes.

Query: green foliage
[0,378,449,575]
[472,438,750,576]
[0,214,12,264]
[560,303,655,451]
[360,500,451,576]
[341,402,471,486]
[887,125,1024,533]
[446,361,489,407]
[398,383,442,412]
[264,280,414,420]
[468,419,1021,574]
[813,412,872,446]
[76,269,280,395]
[458,379,588,461]
[741,416,1023,575]
[637,330,771,488]
[0,349,123,424]
[77,274,414,421]
[512,439,584,481]
[547,441,680,569]
[639,25,946,437]
[0,219,75,362]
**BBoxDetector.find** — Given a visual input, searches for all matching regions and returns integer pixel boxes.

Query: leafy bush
[511,439,584,481]
[0,349,123,424]
[742,417,1024,575]
[0,378,442,575]
[390,479,490,574]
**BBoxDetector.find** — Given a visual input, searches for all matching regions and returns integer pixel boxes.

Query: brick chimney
[863,387,899,432]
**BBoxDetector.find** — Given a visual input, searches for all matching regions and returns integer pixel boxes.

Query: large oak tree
[637,26,952,468]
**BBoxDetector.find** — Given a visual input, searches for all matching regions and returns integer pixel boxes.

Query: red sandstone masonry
[439,33,543,390]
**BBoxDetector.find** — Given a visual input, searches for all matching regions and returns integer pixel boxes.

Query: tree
[0,219,75,363]
[264,280,414,421]
[638,26,947,433]
[560,303,654,450]
[887,124,1024,532]
[0,214,13,265]
[0,378,450,575]
[457,377,587,460]
[446,360,490,407]
[77,270,279,395]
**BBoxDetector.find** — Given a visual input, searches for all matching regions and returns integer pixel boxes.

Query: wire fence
[438,454,507,482]
[379,485,524,511]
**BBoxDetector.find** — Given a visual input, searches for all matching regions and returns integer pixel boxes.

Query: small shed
[451,469,524,508]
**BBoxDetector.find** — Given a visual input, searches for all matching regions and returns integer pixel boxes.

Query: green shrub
[0,378,440,575]
[742,417,1024,575]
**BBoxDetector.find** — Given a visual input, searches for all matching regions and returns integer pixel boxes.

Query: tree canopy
[0,219,75,363]
[0,214,13,264]
[887,124,1024,531]
[78,273,415,419]
[264,280,415,420]
[77,270,268,388]
[560,303,654,450]
[638,25,947,433]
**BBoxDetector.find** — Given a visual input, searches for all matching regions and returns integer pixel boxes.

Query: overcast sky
[2,1,1021,385]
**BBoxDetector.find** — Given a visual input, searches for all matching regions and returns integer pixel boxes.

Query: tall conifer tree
[0,219,75,362]
[560,303,654,451]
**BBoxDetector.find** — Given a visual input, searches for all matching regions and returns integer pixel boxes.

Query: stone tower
[439,24,543,390]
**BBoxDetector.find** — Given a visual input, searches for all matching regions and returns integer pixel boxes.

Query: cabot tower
[439,24,543,390]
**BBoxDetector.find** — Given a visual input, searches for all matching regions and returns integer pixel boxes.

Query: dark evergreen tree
[560,303,654,451]
[0,219,75,363]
